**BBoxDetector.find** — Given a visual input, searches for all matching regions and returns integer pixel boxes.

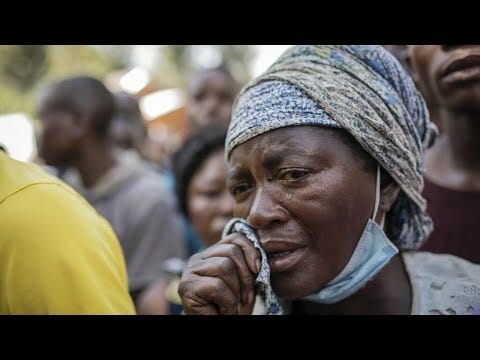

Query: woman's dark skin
[187,149,234,247]
[179,126,411,315]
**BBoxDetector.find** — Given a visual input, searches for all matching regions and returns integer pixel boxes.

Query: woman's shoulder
[402,251,480,315]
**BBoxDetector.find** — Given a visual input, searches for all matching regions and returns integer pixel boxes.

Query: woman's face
[187,149,234,247]
[227,126,377,299]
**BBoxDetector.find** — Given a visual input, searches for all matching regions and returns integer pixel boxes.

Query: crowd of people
[1,45,479,315]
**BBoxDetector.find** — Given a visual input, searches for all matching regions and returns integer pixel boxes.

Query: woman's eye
[229,183,251,196]
[278,169,310,181]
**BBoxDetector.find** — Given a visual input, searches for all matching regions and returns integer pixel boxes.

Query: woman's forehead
[228,126,345,165]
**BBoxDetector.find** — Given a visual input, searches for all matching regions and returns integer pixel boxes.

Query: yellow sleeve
[0,183,135,314]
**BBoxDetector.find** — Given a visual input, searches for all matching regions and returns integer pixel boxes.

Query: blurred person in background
[109,92,148,154]
[385,45,441,132]
[408,45,480,264]
[173,125,233,249]
[177,66,239,254]
[109,91,207,257]
[165,125,234,313]
[36,76,186,314]
[185,66,239,134]
[0,142,134,314]
[109,92,175,179]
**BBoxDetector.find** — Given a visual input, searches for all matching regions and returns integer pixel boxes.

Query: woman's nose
[246,187,288,229]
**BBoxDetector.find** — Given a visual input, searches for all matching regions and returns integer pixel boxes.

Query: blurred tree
[42,45,123,82]
[153,45,254,89]
[0,82,34,115]
[153,45,189,88]
[217,45,255,85]
[0,45,122,117]
[0,45,256,116]
[0,45,48,92]
[94,45,133,69]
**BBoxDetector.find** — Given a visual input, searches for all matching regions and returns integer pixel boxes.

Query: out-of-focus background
[0,45,292,162]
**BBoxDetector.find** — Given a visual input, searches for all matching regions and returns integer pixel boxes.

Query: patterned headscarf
[226,45,438,250]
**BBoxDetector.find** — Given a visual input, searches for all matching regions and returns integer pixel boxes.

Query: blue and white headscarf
[226,45,438,250]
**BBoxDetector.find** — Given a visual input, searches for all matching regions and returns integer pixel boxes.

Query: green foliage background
[0,45,124,118]
[0,45,254,121]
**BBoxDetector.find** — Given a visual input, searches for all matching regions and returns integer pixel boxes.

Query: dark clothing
[420,178,480,264]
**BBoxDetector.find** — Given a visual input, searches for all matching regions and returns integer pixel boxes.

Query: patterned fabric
[403,251,480,315]
[222,218,282,315]
[229,80,342,142]
[226,45,438,250]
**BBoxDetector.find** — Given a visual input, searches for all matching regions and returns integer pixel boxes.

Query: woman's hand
[178,233,261,315]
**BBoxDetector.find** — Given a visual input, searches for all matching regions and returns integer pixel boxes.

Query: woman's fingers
[179,274,238,315]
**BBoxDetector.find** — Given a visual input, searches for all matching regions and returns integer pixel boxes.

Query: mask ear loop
[371,165,386,228]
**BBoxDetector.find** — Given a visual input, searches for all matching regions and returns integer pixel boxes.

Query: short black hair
[110,92,147,144]
[41,76,115,137]
[172,125,227,217]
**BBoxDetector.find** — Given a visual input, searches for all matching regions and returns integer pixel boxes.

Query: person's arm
[0,183,135,314]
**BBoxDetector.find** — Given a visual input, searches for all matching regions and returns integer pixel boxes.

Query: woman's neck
[290,254,412,315]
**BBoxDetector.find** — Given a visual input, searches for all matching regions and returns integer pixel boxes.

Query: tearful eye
[229,183,251,197]
[277,169,310,181]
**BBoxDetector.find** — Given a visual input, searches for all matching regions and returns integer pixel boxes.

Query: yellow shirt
[0,152,135,314]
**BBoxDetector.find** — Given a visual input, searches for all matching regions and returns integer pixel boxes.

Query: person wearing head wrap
[178,45,480,315]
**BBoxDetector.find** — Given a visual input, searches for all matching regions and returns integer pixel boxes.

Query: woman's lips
[263,242,307,273]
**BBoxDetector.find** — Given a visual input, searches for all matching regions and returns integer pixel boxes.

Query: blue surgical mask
[304,165,399,304]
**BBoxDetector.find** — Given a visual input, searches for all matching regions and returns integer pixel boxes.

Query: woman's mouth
[263,242,307,273]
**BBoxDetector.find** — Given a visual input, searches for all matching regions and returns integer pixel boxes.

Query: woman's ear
[379,172,401,214]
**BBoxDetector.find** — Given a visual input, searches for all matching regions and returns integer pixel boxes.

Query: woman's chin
[271,275,324,300]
